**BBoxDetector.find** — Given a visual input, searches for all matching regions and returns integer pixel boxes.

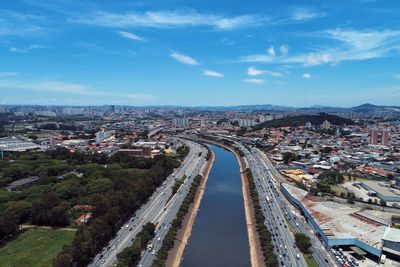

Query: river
[181,144,250,267]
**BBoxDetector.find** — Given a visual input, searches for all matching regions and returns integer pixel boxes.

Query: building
[172,117,189,127]
[5,176,40,191]
[370,128,379,145]
[361,180,400,203]
[381,129,390,146]
[95,130,115,144]
[382,228,400,257]
[239,118,256,128]
[321,120,331,129]
[281,183,400,258]
[265,114,274,121]
[0,137,42,152]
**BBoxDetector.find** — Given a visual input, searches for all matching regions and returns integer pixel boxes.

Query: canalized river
[181,144,250,267]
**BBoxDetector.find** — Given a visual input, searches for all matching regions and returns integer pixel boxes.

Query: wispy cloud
[243,78,265,85]
[9,44,47,53]
[203,70,224,77]
[74,10,264,30]
[0,72,19,77]
[291,8,326,21]
[0,10,45,37]
[302,73,312,79]
[117,31,145,41]
[0,78,153,101]
[170,51,199,65]
[239,28,400,66]
[247,66,282,77]
[76,42,137,57]
[267,46,276,57]
[279,44,289,56]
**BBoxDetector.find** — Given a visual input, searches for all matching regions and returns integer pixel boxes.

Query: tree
[72,228,94,266]
[282,152,297,164]
[295,233,311,253]
[53,247,73,267]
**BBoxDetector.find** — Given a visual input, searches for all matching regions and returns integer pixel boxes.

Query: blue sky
[1,0,400,107]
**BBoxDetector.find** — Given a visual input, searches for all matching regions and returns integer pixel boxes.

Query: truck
[147,243,154,252]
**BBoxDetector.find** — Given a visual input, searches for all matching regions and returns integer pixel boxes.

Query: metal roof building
[282,183,400,258]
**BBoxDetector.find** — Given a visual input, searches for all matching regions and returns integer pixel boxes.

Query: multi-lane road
[253,147,336,267]
[240,144,307,267]
[89,139,207,267]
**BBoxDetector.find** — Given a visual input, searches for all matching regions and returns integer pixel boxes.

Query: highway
[89,139,207,267]
[252,147,336,267]
[138,144,207,267]
[240,144,307,267]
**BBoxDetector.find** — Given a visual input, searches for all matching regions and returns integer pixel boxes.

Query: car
[151,250,156,255]
[111,246,115,250]
[129,228,132,231]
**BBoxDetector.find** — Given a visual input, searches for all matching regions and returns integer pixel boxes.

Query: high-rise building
[321,120,331,129]
[370,128,378,145]
[265,114,274,121]
[95,130,115,144]
[172,117,189,127]
[381,129,390,146]
[239,118,256,128]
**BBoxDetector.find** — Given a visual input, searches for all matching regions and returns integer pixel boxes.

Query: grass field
[0,228,75,267]
[304,253,318,267]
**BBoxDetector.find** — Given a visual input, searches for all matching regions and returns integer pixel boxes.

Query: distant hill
[252,113,354,130]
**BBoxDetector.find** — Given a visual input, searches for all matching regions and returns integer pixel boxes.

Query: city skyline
[1,0,400,106]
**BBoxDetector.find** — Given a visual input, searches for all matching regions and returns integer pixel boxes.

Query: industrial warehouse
[282,183,400,262]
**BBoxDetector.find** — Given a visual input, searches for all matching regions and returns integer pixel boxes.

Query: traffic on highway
[89,139,208,267]
[240,144,307,267]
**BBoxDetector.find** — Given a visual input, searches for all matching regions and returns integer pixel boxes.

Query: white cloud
[0,78,153,101]
[243,78,265,85]
[279,44,289,56]
[9,44,47,53]
[247,66,282,77]
[291,8,326,21]
[302,73,312,79]
[239,28,400,66]
[170,51,199,65]
[203,70,224,77]
[75,10,263,30]
[267,46,276,57]
[0,10,45,37]
[117,31,145,41]
[0,72,19,77]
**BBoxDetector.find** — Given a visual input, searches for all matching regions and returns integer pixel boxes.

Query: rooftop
[362,180,400,199]
[283,183,387,250]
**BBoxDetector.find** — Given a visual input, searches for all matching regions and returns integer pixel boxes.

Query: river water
[181,144,250,267]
